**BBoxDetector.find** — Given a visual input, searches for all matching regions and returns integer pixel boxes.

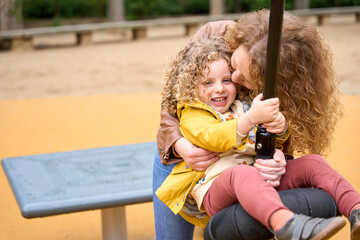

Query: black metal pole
[255,0,285,159]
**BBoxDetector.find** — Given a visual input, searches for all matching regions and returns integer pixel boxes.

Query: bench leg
[132,27,146,40]
[317,15,331,25]
[185,23,200,37]
[0,39,12,50]
[11,37,33,51]
[101,207,127,240]
[76,32,92,46]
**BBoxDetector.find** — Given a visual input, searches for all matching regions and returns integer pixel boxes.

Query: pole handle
[255,0,285,159]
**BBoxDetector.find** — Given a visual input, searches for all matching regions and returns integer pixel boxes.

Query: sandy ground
[0,15,360,99]
[0,14,359,240]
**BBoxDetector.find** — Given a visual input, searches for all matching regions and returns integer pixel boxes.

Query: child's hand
[262,112,287,134]
[247,94,279,125]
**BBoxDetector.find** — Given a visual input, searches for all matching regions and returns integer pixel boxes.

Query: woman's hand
[174,138,220,171]
[253,149,286,187]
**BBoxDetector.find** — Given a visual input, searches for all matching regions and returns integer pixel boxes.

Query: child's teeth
[214,97,225,102]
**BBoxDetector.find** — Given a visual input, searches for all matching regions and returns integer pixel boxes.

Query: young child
[156,37,347,240]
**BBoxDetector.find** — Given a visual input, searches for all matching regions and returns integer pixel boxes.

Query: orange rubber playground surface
[0,92,359,240]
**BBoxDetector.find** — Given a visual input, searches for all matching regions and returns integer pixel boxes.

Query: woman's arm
[174,138,220,171]
[156,110,182,163]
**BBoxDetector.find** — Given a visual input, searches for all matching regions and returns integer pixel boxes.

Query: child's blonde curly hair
[161,37,233,116]
[224,9,343,157]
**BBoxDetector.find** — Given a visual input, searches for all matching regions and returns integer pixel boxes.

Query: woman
[153,10,360,240]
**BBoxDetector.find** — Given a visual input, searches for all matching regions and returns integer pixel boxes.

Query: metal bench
[1,141,157,240]
[1,6,359,51]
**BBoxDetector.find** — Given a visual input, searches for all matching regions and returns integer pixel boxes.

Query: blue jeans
[152,150,195,239]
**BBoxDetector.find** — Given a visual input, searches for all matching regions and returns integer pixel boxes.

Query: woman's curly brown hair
[161,37,232,116]
[224,9,343,157]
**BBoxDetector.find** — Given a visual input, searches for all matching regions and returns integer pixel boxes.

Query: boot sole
[351,219,360,240]
[312,217,346,240]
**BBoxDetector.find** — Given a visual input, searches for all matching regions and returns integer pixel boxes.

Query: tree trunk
[0,0,23,30]
[98,0,104,18]
[177,0,185,6]
[107,0,125,21]
[294,0,310,9]
[210,0,225,16]
[235,0,243,13]
[54,0,61,18]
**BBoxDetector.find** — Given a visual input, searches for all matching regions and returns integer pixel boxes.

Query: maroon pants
[202,154,360,230]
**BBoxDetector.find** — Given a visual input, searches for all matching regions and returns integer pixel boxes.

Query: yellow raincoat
[156,101,289,228]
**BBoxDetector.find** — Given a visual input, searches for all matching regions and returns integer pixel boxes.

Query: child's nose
[215,83,225,92]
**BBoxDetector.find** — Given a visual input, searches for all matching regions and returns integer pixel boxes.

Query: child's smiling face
[197,58,237,114]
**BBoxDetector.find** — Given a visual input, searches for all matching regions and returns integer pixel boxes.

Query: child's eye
[204,81,212,86]
[223,78,233,83]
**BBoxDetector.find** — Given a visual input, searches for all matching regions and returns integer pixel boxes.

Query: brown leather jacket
[157,20,235,164]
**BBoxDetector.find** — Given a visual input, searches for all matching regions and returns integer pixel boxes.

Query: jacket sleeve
[275,127,290,151]
[156,20,235,164]
[157,109,183,164]
[179,106,239,152]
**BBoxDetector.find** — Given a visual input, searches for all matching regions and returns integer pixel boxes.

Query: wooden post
[294,0,310,10]
[107,0,127,40]
[107,0,125,21]
[0,0,23,30]
[210,0,225,16]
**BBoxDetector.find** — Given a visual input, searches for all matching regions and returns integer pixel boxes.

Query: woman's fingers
[185,150,219,171]
[175,138,220,171]
[254,149,286,185]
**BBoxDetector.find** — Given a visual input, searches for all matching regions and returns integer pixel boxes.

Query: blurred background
[1,0,359,29]
[0,0,360,239]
